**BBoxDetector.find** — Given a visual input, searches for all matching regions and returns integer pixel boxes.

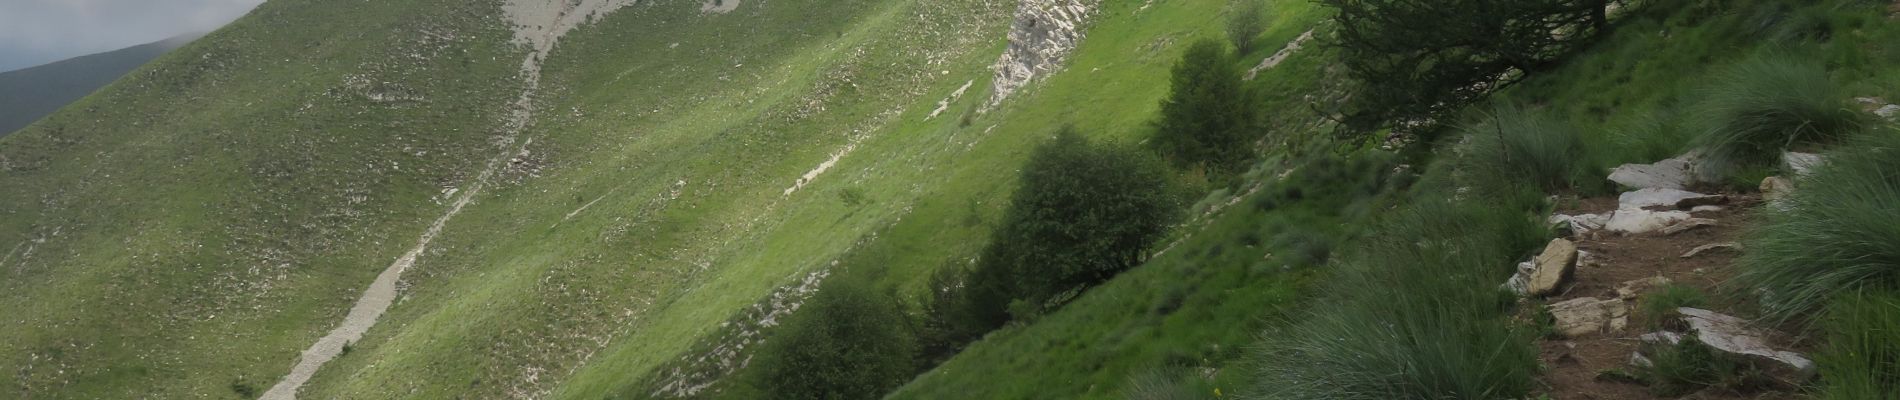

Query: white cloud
[0,0,265,71]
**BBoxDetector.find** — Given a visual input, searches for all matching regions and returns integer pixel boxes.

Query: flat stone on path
[1549,297,1630,338]
[1527,239,1579,297]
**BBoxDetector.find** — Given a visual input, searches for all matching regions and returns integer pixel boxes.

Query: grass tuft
[1815,291,1900,400]
[1734,130,1900,323]
[1636,283,1706,329]
[1457,103,1594,192]
[1692,52,1863,175]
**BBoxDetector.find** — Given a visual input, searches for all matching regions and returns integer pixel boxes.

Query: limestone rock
[1609,157,1696,190]
[1761,176,1795,202]
[1549,297,1629,338]
[1691,205,1725,213]
[1502,261,1537,295]
[1549,213,1609,236]
[1681,242,1742,259]
[1618,188,1708,210]
[1605,209,1692,235]
[1640,308,1817,384]
[1879,104,1900,120]
[1662,218,1717,236]
[1527,239,1579,297]
[1783,152,1824,177]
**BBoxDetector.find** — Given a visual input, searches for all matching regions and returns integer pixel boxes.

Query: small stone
[1681,242,1743,259]
[1616,276,1672,300]
[1878,104,1900,119]
[1691,205,1725,213]
[1549,213,1609,236]
[1527,239,1579,297]
[1662,218,1718,236]
[1761,176,1795,202]
[1549,297,1630,338]
[1630,352,1654,368]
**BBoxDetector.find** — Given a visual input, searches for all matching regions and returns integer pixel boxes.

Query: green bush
[1227,0,1268,55]
[1456,103,1593,192]
[1816,291,1900,400]
[1735,130,1900,323]
[757,273,918,400]
[962,128,1182,328]
[1154,39,1257,172]
[1692,52,1863,175]
[1245,197,1544,399]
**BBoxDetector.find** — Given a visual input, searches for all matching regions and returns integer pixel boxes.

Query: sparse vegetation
[1636,283,1706,329]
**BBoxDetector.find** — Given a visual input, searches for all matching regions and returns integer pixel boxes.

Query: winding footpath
[260,1,635,398]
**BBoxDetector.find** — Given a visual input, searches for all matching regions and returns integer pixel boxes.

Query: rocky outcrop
[1609,155,1699,190]
[988,0,1097,108]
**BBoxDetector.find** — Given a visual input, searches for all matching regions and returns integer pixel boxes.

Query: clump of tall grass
[1734,130,1900,323]
[1456,103,1594,192]
[1245,197,1544,399]
[1636,283,1707,329]
[1815,291,1900,400]
[1692,52,1863,176]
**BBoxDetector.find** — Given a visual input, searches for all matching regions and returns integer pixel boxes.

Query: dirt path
[259,2,634,399]
[1535,193,1801,399]
[1244,29,1313,81]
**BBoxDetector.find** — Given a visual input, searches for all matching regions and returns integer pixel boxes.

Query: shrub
[1154,39,1257,172]
[963,128,1181,328]
[1816,291,1900,400]
[1226,0,1268,55]
[1636,283,1707,329]
[1734,130,1900,323]
[1456,103,1593,191]
[757,273,918,400]
[1246,197,1544,399]
[1692,52,1863,175]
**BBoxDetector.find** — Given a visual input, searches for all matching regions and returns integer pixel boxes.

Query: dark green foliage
[1693,52,1864,174]
[963,129,1182,329]
[1456,103,1593,191]
[1246,196,1545,399]
[1154,40,1258,172]
[1322,0,1612,131]
[1735,130,1900,323]
[1816,291,1900,400]
[1227,0,1268,55]
[1636,283,1706,329]
[757,273,918,400]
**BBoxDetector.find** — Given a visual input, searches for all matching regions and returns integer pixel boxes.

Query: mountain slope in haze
[0,33,204,137]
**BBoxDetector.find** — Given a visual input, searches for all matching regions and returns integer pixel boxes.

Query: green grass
[1816,291,1900,400]
[1691,51,1865,176]
[1734,129,1900,324]
[1636,283,1707,329]
[1455,102,1597,193]
[1244,191,1546,400]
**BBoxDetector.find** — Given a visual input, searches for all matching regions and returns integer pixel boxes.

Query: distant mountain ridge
[0,32,202,137]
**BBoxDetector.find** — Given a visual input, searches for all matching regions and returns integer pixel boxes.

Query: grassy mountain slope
[0,33,201,137]
[0,0,524,397]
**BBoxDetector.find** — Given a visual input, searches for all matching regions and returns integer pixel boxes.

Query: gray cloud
[0,0,264,71]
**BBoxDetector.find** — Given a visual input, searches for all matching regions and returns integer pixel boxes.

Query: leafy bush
[1154,39,1257,172]
[1456,103,1593,191]
[1692,52,1863,175]
[1734,130,1900,323]
[1636,283,1707,329]
[1816,291,1900,400]
[1246,197,1544,399]
[962,129,1181,328]
[1227,0,1268,55]
[757,273,918,400]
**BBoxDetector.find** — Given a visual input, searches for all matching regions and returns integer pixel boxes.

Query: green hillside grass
[8,0,1900,398]
[0,0,524,397]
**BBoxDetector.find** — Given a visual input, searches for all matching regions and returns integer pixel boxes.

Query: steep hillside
[0,33,201,137]
[6,0,1898,399]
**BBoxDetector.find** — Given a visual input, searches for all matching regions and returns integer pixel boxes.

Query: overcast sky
[0,0,265,72]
